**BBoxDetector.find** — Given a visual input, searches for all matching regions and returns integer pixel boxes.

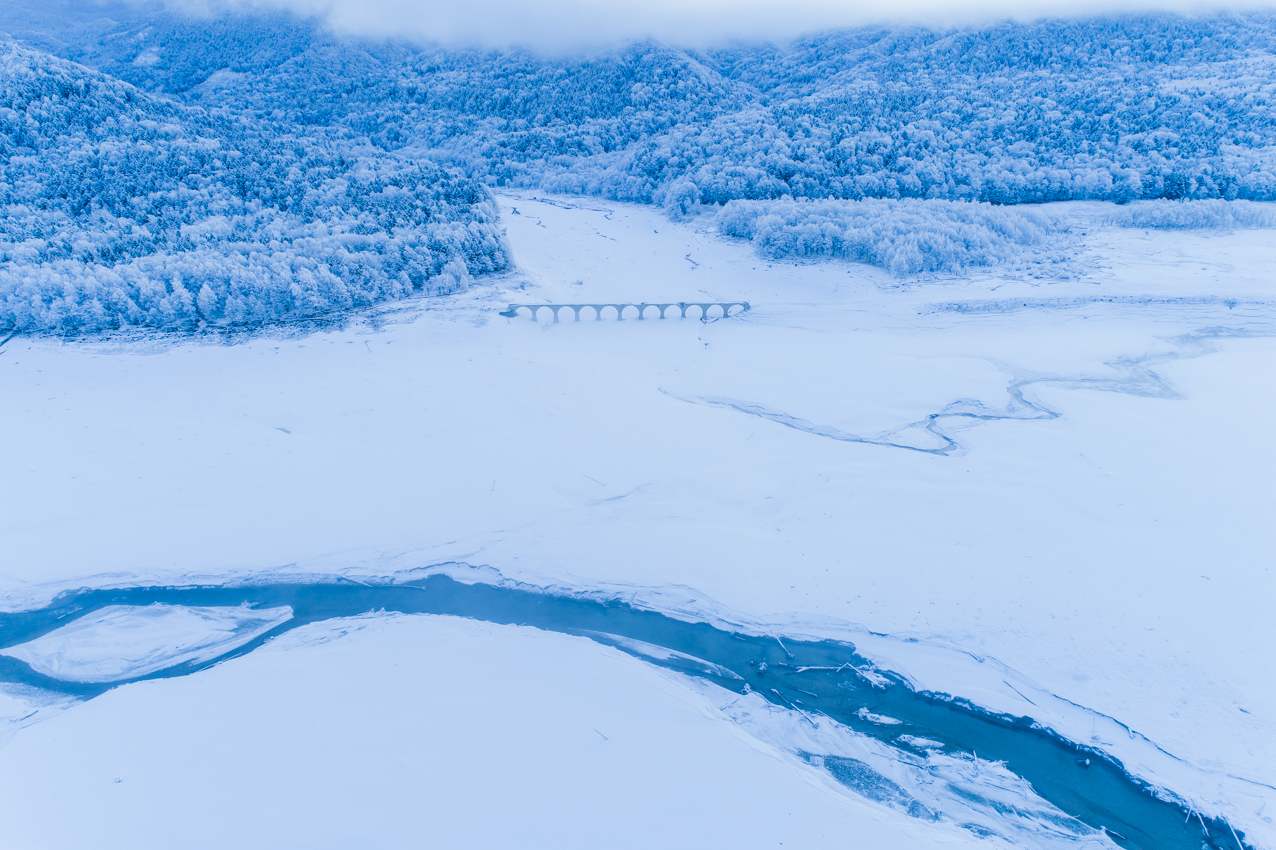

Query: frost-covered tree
[0,39,508,333]
[7,6,1276,310]
[54,10,1274,208]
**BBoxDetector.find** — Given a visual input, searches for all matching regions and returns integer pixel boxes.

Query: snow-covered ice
[2,604,293,682]
[1,193,1273,845]
[0,682,78,748]
[0,612,1007,850]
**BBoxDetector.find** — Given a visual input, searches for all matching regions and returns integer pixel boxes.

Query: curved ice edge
[369,563,1276,848]
[573,629,744,681]
[635,666,1113,850]
[673,675,1115,850]
[0,598,1118,850]
[2,562,1269,848]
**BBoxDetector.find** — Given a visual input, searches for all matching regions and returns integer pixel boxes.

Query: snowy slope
[0,195,1273,844]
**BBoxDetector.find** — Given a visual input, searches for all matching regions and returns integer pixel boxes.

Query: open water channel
[0,575,1250,850]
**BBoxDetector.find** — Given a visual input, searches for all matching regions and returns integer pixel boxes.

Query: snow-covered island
[1,4,1273,850]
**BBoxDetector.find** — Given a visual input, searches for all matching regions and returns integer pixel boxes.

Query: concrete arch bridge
[501,302,750,322]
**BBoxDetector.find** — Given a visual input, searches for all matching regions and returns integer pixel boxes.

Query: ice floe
[2,604,292,683]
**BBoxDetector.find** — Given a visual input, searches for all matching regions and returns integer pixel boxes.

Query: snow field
[0,194,1272,844]
[0,613,997,850]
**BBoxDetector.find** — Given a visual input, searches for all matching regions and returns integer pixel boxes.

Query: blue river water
[0,575,1251,850]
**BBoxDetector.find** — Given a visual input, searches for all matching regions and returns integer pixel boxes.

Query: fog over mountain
[37,0,1276,50]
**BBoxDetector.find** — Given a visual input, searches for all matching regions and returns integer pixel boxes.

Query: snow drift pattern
[0,40,508,334]
[717,199,1059,275]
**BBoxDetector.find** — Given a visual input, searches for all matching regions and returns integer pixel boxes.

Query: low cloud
[187,0,1276,50]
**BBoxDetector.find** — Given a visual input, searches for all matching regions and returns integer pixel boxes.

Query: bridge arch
[502,301,750,323]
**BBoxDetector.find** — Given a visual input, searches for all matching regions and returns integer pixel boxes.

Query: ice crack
[665,327,1267,456]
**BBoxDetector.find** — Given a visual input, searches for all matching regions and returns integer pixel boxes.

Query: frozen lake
[1,195,1273,849]
[0,577,1232,847]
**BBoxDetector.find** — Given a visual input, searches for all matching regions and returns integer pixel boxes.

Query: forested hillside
[14,7,1276,208]
[0,38,507,333]
[5,5,1276,331]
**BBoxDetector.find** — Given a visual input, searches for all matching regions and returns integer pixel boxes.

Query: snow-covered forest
[0,38,507,333]
[5,7,1276,330]
[29,9,1276,207]
[715,199,1060,274]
